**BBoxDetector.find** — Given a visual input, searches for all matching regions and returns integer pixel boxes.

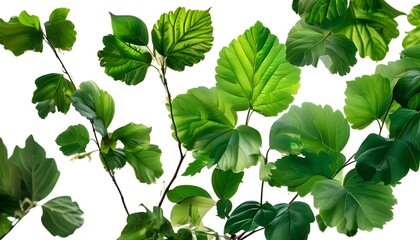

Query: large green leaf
[151,7,213,71]
[270,151,345,196]
[312,169,396,236]
[172,87,237,150]
[32,73,76,119]
[286,20,357,75]
[393,71,420,111]
[98,34,152,85]
[0,139,21,198]
[270,102,350,154]
[9,135,59,201]
[298,0,348,28]
[344,74,393,129]
[110,13,148,46]
[55,124,90,156]
[71,81,115,136]
[0,11,43,56]
[211,168,244,200]
[118,206,174,240]
[224,201,277,234]
[215,21,300,116]
[112,123,151,152]
[125,144,163,184]
[41,196,84,237]
[265,202,314,240]
[44,8,76,51]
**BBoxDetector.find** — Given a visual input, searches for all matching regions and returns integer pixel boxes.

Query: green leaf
[270,102,350,154]
[403,27,420,50]
[224,201,277,234]
[118,206,174,240]
[0,11,43,56]
[316,214,328,232]
[393,71,420,111]
[215,21,300,116]
[71,81,115,136]
[286,20,357,75]
[174,228,193,240]
[0,138,21,198]
[125,144,163,184]
[110,13,148,46]
[344,74,393,129]
[172,87,237,150]
[270,151,345,196]
[211,168,244,199]
[182,151,210,176]
[98,34,152,85]
[151,7,213,71]
[292,0,300,13]
[44,8,76,51]
[408,4,420,26]
[101,148,127,170]
[0,213,12,237]
[216,199,232,219]
[389,108,420,150]
[312,169,397,236]
[264,202,314,240]
[55,124,90,156]
[32,73,76,118]
[168,185,212,203]
[170,196,215,227]
[299,0,348,28]
[112,123,151,152]
[41,196,84,237]
[9,135,59,201]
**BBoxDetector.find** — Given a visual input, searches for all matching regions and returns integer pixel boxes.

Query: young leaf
[298,0,348,28]
[167,185,212,203]
[44,8,76,51]
[344,74,393,129]
[393,71,420,111]
[71,81,115,136]
[270,102,350,154]
[32,73,76,118]
[0,11,43,56]
[41,196,84,237]
[264,202,314,240]
[211,168,244,199]
[170,196,215,227]
[224,201,277,234]
[215,21,300,116]
[125,144,163,184]
[312,169,397,236]
[112,123,151,152]
[182,151,210,176]
[98,34,152,85]
[110,13,148,46]
[55,124,90,156]
[286,20,357,75]
[151,7,213,71]
[9,135,60,201]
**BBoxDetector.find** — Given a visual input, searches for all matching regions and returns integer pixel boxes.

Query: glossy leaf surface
[211,168,244,200]
[110,13,148,46]
[55,124,90,156]
[125,144,163,184]
[44,8,76,50]
[393,71,420,111]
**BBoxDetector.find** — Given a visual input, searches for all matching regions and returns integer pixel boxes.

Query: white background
[0,0,418,239]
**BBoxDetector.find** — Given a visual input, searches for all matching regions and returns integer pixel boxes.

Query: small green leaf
[211,168,244,199]
[215,21,300,116]
[98,34,152,85]
[44,8,76,51]
[152,7,213,71]
[0,11,43,56]
[9,135,60,201]
[408,4,420,26]
[167,185,212,203]
[174,228,193,240]
[112,123,151,152]
[125,144,163,184]
[393,71,420,111]
[403,27,420,49]
[55,124,90,156]
[312,169,397,236]
[316,214,328,232]
[41,196,84,237]
[216,199,232,219]
[344,74,393,129]
[264,202,314,240]
[170,196,215,227]
[71,81,115,136]
[110,13,148,46]
[182,151,210,176]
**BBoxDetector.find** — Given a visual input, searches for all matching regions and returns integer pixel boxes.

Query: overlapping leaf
[211,168,244,200]
[111,123,151,152]
[101,148,127,170]
[344,74,393,129]
[0,139,21,199]
[286,20,357,75]
[216,21,300,116]
[312,169,396,236]
[151,7,213,71]
[55,124,90,156]
[110,13,148,46]
[389,108,420,150]
[41,196,84,237]
[298,0,348,28]
[403,4,420,49]
[44,8,76,51]
[125,144,163,184]
[393,71,420,111]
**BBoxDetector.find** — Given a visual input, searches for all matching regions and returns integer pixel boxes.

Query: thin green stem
[238,227,264,240]
[259,148,271,204]
[245,108,253,126]
[289,193,298,205]
[333,153,356,179]
[379,99,394,136]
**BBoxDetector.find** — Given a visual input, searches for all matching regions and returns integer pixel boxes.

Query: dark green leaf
[110,13,148,46]
[125,144,163,184]
[167,185,211,203]
[174,228,193,240]
[286,20,357,75]
[265,202,314,240]
[182,151,210,176]
[112,123,151,152]
[292,0,300,13]
[152,7,213,71]
[71,81,115,136]
[316,214,328,232]
[212,168,243,199]
[312,169,397,236]
[170,196,215,227]
[344,74,393,129]
[216,199,232,219]
[32,73,76,118]
[101,148,127,170]
[0,138,21,198]
[44,8,76,50]
[270,102,350,154]
[55,124,90,156]
[98,34,152,85]
[0,11,43,56]
[389,108,420,150]
[393,71,420,111]
[215,21,300,116]
[41,196,84,237]
[299,0,348,28]
[9,135,59,201]
[0,213,12,237]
